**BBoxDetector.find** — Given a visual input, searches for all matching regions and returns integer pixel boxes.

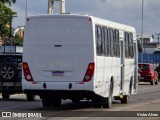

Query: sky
[11,0,160,38]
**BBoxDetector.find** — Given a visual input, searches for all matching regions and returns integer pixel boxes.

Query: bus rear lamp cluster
[83,63,95,82]
[23,62,34,82]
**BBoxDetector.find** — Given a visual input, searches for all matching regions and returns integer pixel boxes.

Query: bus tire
[93,104,102,108]
[2,92,10,99]
[52,99,61,108]
[92,96,103,108]
[121,95,129,104]
[26,93,35,101]
[42,96,52,108]
[103,81,113,108]
[72,99,80,104]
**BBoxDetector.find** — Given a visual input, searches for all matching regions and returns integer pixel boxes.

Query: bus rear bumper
[24,89,95,100]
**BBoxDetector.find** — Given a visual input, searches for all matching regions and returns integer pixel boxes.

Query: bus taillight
[83,63,95,82]
[23,62,34,82]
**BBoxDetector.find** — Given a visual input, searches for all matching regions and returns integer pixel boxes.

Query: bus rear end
[22,15,95,105]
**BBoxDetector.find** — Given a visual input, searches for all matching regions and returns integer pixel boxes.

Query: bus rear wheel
[2,92,10,99]
[103,82,113,108]
[121,95,129,104]
[72,99,80,104]
[52,99,61,108]
[26,93,35,101]
[42,96,52,108]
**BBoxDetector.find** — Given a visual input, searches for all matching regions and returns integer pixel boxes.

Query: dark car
[138,63,159,85]
[0,53,35,100]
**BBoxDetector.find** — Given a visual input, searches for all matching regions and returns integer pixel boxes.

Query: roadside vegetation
[0,0,23,46]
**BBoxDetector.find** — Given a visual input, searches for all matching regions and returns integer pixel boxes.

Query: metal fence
[138,53,160,64]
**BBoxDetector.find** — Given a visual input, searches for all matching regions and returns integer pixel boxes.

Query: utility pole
[48,0,65,14]
[9,15,17,46]
[25,0,28,19]
[155,33,160,43]
[141,0,144,63]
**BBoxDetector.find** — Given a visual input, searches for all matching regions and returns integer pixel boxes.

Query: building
[137,34,155,43]
[137,34,159,54]
[13,26,25,39]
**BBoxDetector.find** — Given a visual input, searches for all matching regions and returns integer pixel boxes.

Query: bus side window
[105,27,110,56]
[96,26,103,56]
[108,28,114,57]
[102,27,106,56]
[102,27,108,56]
[125,32,129,58]
[114,29,120,57]
[129,33,134,58]
[107,28,111,56]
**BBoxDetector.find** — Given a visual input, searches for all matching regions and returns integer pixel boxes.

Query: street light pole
[25,0,28,19]
[141,0,144,63]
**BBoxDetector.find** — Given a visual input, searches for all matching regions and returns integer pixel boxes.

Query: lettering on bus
[30,28,88,36]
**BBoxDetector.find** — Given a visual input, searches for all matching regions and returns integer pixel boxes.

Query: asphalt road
[0,83,160,120]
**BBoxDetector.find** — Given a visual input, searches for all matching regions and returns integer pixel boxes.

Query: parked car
[138,63,159,85]
[0,53,35,101]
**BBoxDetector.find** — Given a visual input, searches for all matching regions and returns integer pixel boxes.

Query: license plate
[52,71,64,76]
[140,77,144,79]
[3,82,14,86]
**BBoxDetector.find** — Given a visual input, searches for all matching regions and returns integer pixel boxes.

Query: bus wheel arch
[109,76,114,93]
[129,76,133,95]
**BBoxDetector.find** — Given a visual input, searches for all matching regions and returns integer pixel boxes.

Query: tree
[1,0,16,5]
[0,0,17,45]
[5,34,23,46]
[13,34,23,46]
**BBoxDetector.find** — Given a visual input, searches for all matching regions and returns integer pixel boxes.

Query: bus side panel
[112,58,121,97]
[123,59,134,95]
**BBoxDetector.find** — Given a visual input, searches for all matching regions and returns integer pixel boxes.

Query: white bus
[22,14,138,108]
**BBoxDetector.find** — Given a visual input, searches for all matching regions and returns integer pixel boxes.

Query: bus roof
[92,16,136,33]
[27,14,136,33]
